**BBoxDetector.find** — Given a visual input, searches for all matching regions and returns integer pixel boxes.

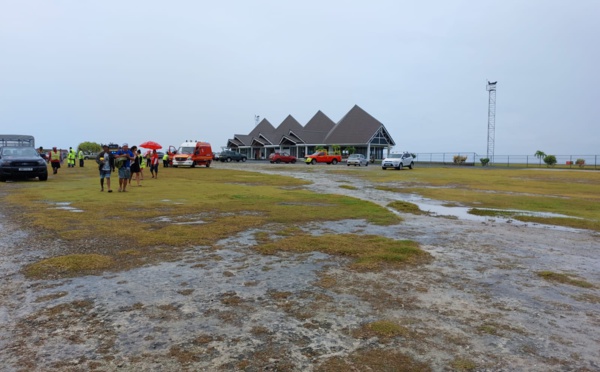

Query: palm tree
[534,150,546,166]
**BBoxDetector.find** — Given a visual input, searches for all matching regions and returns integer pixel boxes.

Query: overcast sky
[1,1,598,155]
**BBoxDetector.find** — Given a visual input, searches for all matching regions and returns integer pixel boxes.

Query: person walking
[162,152,170,167]
[96,144,114,192]
[78,148,84,167]
[116,143,135,192]
[138,149,146,181]
[49,147,61,174]
[128,146,142,187]
[150,149,159,178]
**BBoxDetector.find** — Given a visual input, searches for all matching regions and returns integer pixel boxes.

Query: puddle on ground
[47,201,84,213]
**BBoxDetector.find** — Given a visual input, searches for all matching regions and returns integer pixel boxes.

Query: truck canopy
[0,134,35,147]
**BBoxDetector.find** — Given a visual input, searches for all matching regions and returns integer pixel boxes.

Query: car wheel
[206,162,211,168]
[291,159,296,164]
[191,161,196,168]
[331,159,338,165]
[226,157,232,162]
[396,164,403,170]
[241,157,247,162]
[276,159,281,164]
[311,159,316,165]
[365,162,368,167]
[381,167,386,170]
[409,162,414,169]
[39,174,48,181]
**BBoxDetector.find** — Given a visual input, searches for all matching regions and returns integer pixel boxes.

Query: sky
[1,0,598,155]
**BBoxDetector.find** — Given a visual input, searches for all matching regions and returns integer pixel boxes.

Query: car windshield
[177,146,195,155]
[348,154,361,159]
[2,147,38,157]
[388,154,402,159]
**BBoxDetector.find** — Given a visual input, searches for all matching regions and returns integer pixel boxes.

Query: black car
[218,150,247,162]
[0,146,48,181]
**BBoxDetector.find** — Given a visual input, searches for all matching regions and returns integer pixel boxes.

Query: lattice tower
[486,81,497,161]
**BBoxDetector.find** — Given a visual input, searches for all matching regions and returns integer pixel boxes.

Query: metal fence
[413,153,599,170]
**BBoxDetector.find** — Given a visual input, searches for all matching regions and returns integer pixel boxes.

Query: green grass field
[3,164,599,278]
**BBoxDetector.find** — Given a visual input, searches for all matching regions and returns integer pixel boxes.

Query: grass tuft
[388,200,427,215]
[255,234,431,270]
[537,271,595,288]
[25,254,114,279]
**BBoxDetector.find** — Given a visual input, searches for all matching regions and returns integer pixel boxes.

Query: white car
[346,154,369,166]
[381,152,414,170]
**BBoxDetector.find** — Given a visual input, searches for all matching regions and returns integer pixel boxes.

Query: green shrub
[543,155,557,167]
[480,158,490,166]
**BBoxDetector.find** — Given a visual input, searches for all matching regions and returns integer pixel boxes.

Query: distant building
[226,105,396,160]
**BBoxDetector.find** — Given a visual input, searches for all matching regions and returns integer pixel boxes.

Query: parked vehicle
[381,152,414,170]
[305,150,341,165]
[269,152,297,164]
[346,154,369,167]
[83,151,98,160]
[219,150,247,162]
[0,146,48,181]
[0,134,35,147]
[171,140,213,168]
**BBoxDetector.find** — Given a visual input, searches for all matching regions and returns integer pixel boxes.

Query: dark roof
[324,105,386,144]
[237,105,394,148]
[274,115,304,138]
[248,119,275,138]
[288,111,336,144]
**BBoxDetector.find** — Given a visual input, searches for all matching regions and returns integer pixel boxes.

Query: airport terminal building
[226,105,396,160]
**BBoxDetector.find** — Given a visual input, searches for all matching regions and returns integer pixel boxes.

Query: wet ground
[1,162,599,371]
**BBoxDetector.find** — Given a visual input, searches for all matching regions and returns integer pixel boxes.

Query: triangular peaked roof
[324,105,392,144]
[274,115,304,138]
[234,105,395,149]
[288,110,336,144]
[248,119,276,138]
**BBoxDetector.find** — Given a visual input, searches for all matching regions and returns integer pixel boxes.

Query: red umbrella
[139,141,162,150]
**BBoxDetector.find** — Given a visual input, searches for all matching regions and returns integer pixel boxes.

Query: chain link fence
[413,153,599,170]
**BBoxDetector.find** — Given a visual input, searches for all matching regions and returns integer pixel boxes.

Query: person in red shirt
[150,149,159,179]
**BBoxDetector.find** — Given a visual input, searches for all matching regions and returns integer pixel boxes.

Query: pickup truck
[305,150,342,165]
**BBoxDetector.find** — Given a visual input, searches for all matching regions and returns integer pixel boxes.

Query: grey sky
[1,1,598,155]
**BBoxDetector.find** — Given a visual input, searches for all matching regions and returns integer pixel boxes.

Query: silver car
[346,154,369,166]
[381,152,414,170]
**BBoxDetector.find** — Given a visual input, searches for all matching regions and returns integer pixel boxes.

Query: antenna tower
[254,115,260,126]
[486,81,497,162]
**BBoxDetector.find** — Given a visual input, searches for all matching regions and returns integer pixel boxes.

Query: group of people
[96,143,160,193]
[66,147,84,168]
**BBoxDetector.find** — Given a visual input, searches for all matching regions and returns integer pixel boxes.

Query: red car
[269,152,297,164]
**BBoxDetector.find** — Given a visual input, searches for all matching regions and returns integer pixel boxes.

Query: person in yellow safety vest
[67,147,76,168]
[162,153,169,167]
[77,149,84,167]
[49,147,61,174]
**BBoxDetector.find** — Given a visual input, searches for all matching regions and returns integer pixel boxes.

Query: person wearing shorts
[96,144,114,192]
[116,143,135,192]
